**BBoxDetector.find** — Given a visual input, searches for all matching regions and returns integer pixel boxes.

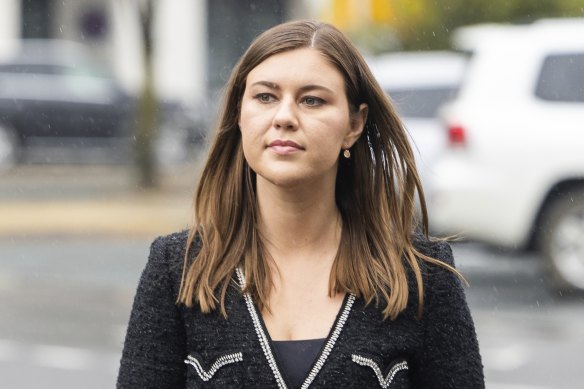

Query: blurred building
[0,0,399,108]
[0,0,297,109]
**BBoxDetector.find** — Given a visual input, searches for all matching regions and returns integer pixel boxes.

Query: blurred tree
[327,0,584,52]
[388,0,584,50]
[135,0,158,188]
[322,0,401,54]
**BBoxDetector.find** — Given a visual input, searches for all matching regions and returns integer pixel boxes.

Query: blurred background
[1,0,583,388]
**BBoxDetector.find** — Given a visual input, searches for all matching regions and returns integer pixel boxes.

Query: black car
[0,40,207,168]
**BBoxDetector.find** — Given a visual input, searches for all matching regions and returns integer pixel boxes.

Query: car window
[0,73,117,103]
[0,62,119,103]
[0,63,64,75]
[63,74,119,102]
[535,53,584,102]
[386,87,459,118]
[0,62,110,78]
[62,63,111,79]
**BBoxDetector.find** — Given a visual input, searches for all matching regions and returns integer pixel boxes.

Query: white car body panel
[429,19,584,248]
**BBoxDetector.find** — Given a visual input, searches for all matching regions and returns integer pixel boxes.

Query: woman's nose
[273,98,298,130]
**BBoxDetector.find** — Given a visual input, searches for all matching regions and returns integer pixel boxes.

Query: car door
[0,64,61,141]
[55,65,134,139]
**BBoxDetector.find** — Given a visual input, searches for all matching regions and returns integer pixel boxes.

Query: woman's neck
[256,176,341,261]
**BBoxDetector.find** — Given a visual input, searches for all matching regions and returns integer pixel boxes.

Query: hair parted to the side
[178,20,461,320]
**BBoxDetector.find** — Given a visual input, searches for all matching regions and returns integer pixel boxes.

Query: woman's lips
[268,140,304,155]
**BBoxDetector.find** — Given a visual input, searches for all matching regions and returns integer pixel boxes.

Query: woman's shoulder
[150,229,190,252]
[412,233,455,268]
[147,229,201,271]
[137,230,202,296]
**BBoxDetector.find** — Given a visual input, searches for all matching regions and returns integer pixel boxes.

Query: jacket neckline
[235,267,356,389]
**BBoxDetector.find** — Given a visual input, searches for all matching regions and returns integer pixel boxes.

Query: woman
[117,20,484,388]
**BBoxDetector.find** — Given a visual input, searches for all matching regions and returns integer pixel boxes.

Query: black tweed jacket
[117,231,484,388]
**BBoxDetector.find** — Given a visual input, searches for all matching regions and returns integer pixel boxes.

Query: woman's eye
[302,96,324,106]
[255,93,275,103]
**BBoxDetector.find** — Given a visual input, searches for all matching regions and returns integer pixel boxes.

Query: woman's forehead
[246,48,344,89]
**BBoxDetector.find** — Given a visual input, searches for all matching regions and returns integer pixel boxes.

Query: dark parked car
[0,40,207,168]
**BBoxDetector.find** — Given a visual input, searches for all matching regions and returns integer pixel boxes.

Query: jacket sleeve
[411,240,485,388]
[117,236,187,389]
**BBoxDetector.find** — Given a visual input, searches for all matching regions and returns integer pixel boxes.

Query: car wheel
[0,123,19,171]
[539,189,584,293]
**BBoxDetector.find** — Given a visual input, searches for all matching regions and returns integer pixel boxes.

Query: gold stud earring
[343,149,351,159]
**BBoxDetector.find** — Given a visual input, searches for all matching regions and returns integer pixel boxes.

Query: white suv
[429,19,584,292]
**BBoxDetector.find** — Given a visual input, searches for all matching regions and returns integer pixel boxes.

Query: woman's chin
[259,174,306,189]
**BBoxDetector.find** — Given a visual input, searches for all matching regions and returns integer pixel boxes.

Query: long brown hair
[178,20,457,320]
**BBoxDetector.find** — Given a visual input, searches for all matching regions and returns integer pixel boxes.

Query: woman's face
[239,48,367,189]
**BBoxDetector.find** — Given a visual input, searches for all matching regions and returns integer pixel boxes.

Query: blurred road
[0,164,583,388]
[455,244,584,389]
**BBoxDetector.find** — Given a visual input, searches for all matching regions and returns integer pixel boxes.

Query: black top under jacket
[273,338,327,388]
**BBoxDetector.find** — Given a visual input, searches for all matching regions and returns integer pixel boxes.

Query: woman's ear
[345,103,368,147]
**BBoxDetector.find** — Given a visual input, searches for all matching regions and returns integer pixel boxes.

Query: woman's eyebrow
[250,81,279,89]
[298,84,334,94]
[250,81,333,94]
